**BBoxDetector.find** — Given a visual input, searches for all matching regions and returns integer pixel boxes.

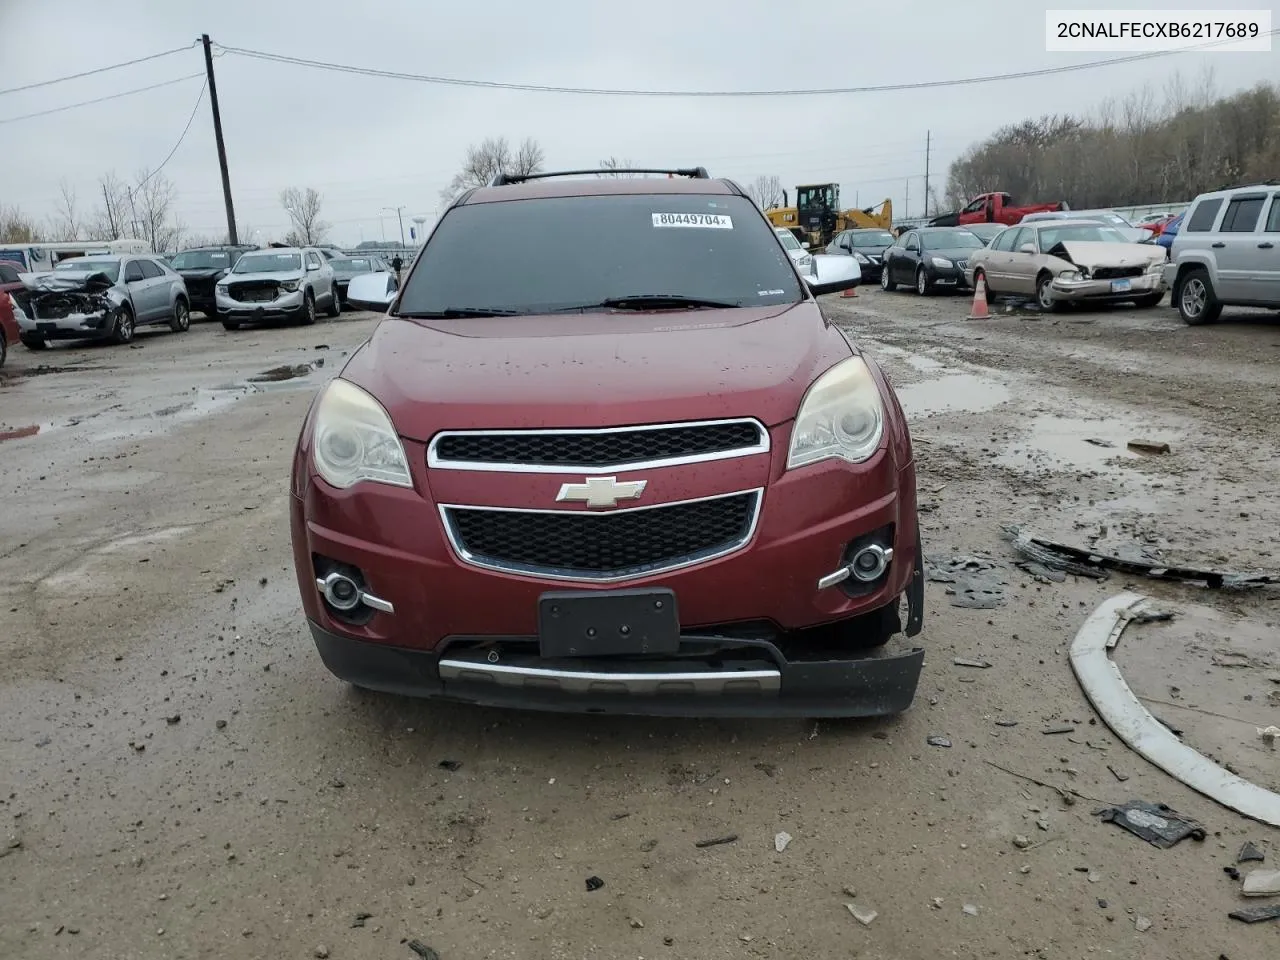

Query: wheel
[169,297,190,332]
[298,291,317,326]
[0,333,6,368]
[110,305,135,344]
[880,266,896,292]
[1035,273,1062,312]
[1175,268,1222,326]
[220,314,240,331]
[1133,292,1164,309]
[20,335,46,351]
[915,267,931,296]
[326,286,341,318]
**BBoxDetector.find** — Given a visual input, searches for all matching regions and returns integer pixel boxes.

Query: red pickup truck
[930,192,1068,228]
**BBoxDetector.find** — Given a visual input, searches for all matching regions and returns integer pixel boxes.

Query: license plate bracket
[1111,278,1132,292]
[538,588,680,658]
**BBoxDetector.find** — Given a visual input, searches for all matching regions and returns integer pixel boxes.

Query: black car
[881,227,986,295]
[825,229,895,282]
[168,245,257,316]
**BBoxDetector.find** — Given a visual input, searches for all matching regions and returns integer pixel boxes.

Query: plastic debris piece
[695,834,738,849]
[1229,904,1280,923]
[774,831,792,853]
[1238,841,1265,863]
[953,657,992,669]
[962,904,978,916]
[1242,868,1280,897]
[847,903,877,926]
[927,735,952,748]
[1093,800,1206,849]
[585,876,604,892]
[407,941,441,960]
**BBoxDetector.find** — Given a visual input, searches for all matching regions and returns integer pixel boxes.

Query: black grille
[1091,266,1144,280]
[445,492,758,577]
[433,421,763,468]
[228,280,279,303]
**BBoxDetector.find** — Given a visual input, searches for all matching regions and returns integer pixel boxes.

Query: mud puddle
[997,412,1183,477]
[1114,600,1280,794]
[897,372,1012,418]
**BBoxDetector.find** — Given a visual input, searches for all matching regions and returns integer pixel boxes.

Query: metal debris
[1094,800,1206,849]
[407,940,442,959]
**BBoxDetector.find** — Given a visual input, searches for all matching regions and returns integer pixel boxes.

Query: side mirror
[1019,243,1036,254]
[345,271,397,311]
[803,254,861,296]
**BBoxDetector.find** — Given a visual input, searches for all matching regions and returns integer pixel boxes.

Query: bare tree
[51,179,82,241]
[133,169,184,252]
[280,187,330,245]
[440,136,545,201]
[88,172,133,240]
[746,174,785,210]
[597,156,640,177]
[0,204,43,243]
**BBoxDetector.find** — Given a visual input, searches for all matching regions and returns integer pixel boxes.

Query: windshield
[330,258,375,272]
[774,230,801,251]
[849,231,894,248]
[54,259,120,281]
[169,250,233,269]
[233,253,301,274]
[920,229,984,250]
[398,193,803,316]
[1038,224,1132,247]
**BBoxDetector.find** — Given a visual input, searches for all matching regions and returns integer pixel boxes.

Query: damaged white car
[965,220,1167,311]
[11,254,191,349]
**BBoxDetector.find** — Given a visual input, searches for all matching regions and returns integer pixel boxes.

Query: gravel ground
[2,291,1279,960]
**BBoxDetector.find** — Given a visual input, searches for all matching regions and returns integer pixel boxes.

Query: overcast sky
[1,0,1275,248]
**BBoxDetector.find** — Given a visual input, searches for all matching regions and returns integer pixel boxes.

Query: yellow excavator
[765,184,892,248]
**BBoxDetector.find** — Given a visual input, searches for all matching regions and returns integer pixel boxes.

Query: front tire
[326,286,341,318]
[881,267,896,292]
[915,267,931,296]
[1175,268,1222,326]
[1035,273,1062,313]
[298,291,317,326]
[110,305,135,344]
[169,298,190,332]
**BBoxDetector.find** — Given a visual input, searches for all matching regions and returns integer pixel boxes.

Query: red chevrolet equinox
[289,167,925,718]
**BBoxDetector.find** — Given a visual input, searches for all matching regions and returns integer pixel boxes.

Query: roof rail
[1210,179,1280,192]
[487,167,711,187]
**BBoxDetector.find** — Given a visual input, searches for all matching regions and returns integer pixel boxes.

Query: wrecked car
[966,220,1167,311]
[290,166,925,719]
[214,247,340,330]
[12,255,191,348]
[168,244,257,317]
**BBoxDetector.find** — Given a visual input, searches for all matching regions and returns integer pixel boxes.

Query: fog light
[318,571,361,611]
[850,544,892,582]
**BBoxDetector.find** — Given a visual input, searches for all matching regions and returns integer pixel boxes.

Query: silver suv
[1164,183,1280,325]
[214,247,340,330]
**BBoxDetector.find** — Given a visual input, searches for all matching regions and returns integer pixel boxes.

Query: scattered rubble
[1238,841,1266,863]
[695,835,738,849]
[1242,868,1280,897]
[585,876,604,892]
[774,831,792,853]
[1229,904,1280,924]
[925,555,1007,608]
[1093,800,1206,848]
[1127,440,1171,455]
[846,903,877,926]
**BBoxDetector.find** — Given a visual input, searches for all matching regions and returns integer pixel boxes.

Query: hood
[1048,241,1165,269]
[339,303,855,440]
[331,269,366,281]
[226,270,306,283]
[853,245,891,256]
[929,246,982,261]
[19,270,115,293]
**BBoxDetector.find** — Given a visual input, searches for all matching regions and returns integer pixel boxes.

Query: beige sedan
[965,220,1167,311]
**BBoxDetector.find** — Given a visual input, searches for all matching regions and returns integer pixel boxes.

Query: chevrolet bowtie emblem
[556,476,647,509]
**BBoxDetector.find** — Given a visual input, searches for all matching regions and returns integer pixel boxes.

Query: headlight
[278,279,301,293]
[787,356,885,470]
[797,254,812,268]
[854,252,869,263]
[930,257,953,269]
[312,379,413,489]
[215,282,228,293]
[1145,260,1163,273]
[1060,270,1083,281]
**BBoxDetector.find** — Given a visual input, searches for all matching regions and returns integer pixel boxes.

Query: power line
[0,44,198,97]
[0,74,205,125]
[215,31,1280,98]
[135,79,208,192]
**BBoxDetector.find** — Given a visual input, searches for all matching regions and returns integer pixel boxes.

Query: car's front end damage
[1046,241,1167,304]
[215,270,308,323]
[12,271,125,341]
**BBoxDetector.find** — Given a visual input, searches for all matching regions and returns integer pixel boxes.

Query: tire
[1133,292,1164,309]
[326,286,341,318]
[110,304,135,344]
[0,334,6,369]
[880,267,896,292]
[915,267,931,296]
[298,291,317,326]
[169,297,190,333]
[1175,268,1222,326]
[220,313,240,331]
[1035,273,1062,313]
[20,335,46,351]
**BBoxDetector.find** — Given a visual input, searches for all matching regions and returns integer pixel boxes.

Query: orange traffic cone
[967,277,989,319]
[841,285,857,298]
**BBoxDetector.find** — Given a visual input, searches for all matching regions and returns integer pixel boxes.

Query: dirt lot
[2,291,1279,960]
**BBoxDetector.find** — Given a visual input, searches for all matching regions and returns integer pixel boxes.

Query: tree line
[942,74,1280,211]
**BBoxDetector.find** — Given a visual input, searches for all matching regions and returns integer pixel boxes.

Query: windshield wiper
[563,294,743,312]
[398,307,520,318]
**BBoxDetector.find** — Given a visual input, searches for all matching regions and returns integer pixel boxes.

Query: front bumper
[855,258,883,280]
[927,264,969,288]
[215,287,305,321]
[292,438,925,718]
[17,307,114,340]
[1050,271,1164,303]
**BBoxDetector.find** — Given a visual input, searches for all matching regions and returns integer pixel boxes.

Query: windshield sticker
[652,213,733,229]
[758,289,784,296]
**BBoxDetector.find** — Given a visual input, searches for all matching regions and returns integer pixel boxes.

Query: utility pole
[923,131,931,219]
[905,179,910,220]
[383,206,406,247]
[202,34,238,245]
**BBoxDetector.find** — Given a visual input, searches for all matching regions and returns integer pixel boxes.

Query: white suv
[1164,183,1280,325]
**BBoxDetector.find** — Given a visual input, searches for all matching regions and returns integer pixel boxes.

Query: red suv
[0,260,23,368]
[290,167,925,718]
